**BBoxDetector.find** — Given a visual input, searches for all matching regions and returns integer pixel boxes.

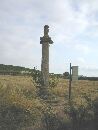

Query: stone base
[38,86,59,103]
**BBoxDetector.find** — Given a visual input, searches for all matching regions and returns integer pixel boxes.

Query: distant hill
[78,75,98,81]
[0,64,98,81]
[0,64,33,75]
[0,64,62,78]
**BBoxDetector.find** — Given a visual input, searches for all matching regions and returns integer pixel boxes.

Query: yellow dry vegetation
[0,75,98,110]
[0,75,98,130]
[0,75,43,117]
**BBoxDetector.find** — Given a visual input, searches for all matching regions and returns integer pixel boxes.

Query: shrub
[65,97,94,130]
[0,105,35,130]
[93,98,98,130]
[49,78,58,88]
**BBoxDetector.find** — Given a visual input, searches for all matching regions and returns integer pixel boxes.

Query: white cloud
[75,44,91,55]
[0,0,98,76]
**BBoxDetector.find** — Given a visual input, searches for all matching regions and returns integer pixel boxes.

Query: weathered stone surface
[40,25,53,88]
[72,66,78,81]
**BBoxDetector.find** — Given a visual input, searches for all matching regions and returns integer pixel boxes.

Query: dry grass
[0,75,98,130]
[0,75,42,113]
[0,75,98,113]
[0,75,98,101]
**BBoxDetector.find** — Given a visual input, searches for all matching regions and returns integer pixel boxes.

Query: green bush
[65,97,94,130]
[0,105,34,130]
[93,98,98,130]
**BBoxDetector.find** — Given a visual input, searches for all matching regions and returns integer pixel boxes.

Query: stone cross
[40,25,53,88]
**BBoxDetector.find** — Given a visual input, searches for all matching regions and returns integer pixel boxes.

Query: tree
[63,72,69,79]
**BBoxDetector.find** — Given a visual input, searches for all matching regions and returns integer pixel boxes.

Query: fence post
[69,63,72,100]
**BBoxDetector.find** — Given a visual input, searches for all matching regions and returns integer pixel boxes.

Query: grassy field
[0,75,98,130]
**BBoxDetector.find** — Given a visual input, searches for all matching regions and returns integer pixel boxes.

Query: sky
[0,0,98,76]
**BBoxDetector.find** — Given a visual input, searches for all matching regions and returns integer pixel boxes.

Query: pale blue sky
[0,0,98,76]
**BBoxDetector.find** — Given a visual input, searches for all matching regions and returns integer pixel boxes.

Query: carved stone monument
[40,25,53,87]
